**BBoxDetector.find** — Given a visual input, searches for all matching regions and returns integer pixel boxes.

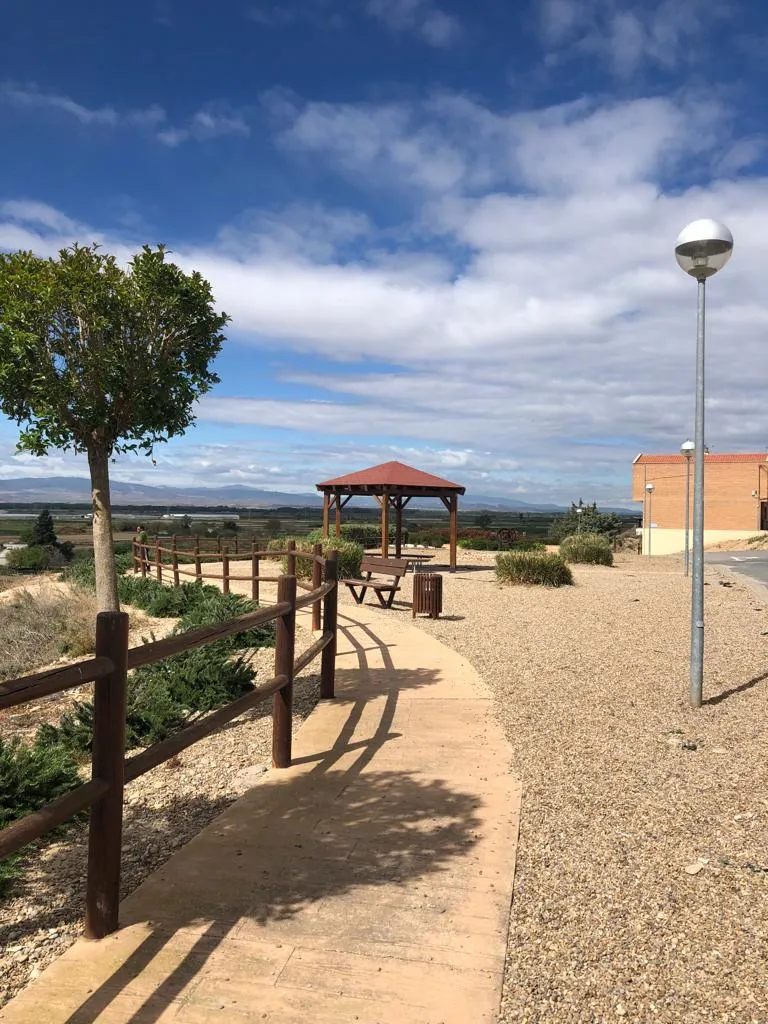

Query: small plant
[496,552,574,587]
[560,533,614,566]
[0,735,81,891]
[512,538,547,552]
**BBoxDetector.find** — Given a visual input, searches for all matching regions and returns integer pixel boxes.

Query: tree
[32,509,57,547]
[549,501,624,544]
[0,244,228,610]
[475,511,493,529]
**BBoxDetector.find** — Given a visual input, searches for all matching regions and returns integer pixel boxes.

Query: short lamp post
[681,439,695,576]
[645,483,654,557]
[576,507,583,533]
[675,219,734,708]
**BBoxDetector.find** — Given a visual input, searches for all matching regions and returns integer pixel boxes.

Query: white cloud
[537,0,734,77]
[156,107,250,147]
[3,87,768,504]
[0,83,248,146]
[366,0,461,47]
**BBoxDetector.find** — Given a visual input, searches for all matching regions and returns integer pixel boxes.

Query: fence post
[321,551,338,700]
[222,545,230,595]
[155,540,162,583]
[131,540,138,574]
[194,536,201,582]
[217,536,222,555]
[140,541,147,578]
[273,574,297,768]
[85,611,129,940]
[311,543,322,631]
[287,538,296,577]
[234,534,238,555]
[251,538,260,605]
[172,536,180,587]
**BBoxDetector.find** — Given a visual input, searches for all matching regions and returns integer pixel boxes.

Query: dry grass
[0,584,98,683]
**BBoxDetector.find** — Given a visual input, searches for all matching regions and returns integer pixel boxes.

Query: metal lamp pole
[681,440,694,576]
[675,220,733,708]
[645,484,654,557]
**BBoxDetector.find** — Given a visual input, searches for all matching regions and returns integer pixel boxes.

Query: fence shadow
[59,659,481,1022]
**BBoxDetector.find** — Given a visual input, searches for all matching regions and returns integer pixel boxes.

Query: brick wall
[631,459,767,531]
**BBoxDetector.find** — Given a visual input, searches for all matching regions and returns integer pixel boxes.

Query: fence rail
[133,537,323,615]
[0,548,339,941]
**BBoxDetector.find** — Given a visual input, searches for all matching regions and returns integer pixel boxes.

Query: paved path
[1,583,521,1023]
[706,550,768,590]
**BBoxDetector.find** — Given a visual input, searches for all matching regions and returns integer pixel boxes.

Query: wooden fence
[133,537,327,631]
[0,548,339,941]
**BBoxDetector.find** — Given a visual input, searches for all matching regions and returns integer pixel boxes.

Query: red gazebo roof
[317,460,465,493]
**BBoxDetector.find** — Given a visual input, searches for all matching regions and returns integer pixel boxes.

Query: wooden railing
[133,537,326,630]
[0,551,339,941]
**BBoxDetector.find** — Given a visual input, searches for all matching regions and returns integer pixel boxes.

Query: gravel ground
[390,550,768,1023]
[0,572,321,1009]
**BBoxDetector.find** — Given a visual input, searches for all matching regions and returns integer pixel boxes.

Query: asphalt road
[705,551,768,589]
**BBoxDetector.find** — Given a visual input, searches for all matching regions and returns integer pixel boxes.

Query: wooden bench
[341,556,409,608]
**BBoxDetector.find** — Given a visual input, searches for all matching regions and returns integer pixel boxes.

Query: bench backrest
[361,556,409,578]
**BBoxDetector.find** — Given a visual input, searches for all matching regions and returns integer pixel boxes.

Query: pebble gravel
[403,551,768,1024]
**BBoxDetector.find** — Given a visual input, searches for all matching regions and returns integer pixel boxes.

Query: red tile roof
[317,460,465,492]
[634,453,768,465]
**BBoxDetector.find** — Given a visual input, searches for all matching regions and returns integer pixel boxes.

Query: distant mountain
[0,477,636,515]
[0,477,325,507]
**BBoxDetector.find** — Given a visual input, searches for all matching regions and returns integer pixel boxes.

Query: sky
[2,0,768,506]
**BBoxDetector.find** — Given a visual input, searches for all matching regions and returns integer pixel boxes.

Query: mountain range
[0,477,636,514]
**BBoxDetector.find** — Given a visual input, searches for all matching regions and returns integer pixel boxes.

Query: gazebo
[316,461,466,570]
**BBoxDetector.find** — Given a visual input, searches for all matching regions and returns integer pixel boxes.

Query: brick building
[631,452,768,555]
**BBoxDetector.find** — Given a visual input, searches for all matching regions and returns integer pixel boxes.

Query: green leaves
[0,243,229,459]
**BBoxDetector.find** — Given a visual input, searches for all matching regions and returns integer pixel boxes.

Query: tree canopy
[0,243,229,610]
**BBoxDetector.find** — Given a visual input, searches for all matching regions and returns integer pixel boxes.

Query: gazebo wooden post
[322,492,330,536]
[449,493,458,571]
[381,488,390,557]
[334,490,342,538]
[395,495,403,558]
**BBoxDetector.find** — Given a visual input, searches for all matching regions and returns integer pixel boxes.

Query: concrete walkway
[1,589,521,1023]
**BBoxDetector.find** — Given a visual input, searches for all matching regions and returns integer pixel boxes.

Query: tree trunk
[88,445,120,612]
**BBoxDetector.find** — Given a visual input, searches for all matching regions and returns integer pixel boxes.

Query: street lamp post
[645,483,654,557]
[576,507,583,533]
[681,439,695,576]
[675,219,734,708]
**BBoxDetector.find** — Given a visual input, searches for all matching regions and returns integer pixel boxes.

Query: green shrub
[0,735,81,890]
[512,538,547,552]
[175,591,275,652]
[5,545,50,571]
[113,541,133,555]
[495,552,573,587]
[457,538,499,550]
[281,537,363,580]
[559,533,614,566]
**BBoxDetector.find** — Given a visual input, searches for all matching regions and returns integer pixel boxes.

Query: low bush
[280,537,363,580]
[39,646,257,755]
[458,538,499,550]
[0,735,81,891]
[559,533,614,566]
[175,591,275,652]
[495,552,574,587]
[512,538,547,552]
[5,545,51,571]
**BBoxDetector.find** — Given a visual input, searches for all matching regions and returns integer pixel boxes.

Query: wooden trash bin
[412,572,443,619]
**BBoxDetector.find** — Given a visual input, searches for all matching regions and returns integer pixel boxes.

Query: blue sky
[2,0,768,504]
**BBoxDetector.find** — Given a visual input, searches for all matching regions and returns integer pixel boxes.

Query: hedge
[495,552,573,587]
[559,533,614,566]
